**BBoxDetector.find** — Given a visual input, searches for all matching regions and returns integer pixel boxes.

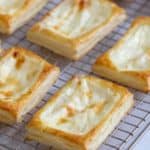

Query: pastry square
[26,75,134,150]
[0,47,60,124]
[0,0,48,34]
[27,0,126,60]
[93,17,150,92]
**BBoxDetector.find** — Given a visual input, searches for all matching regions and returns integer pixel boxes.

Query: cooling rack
[0,0,150,149]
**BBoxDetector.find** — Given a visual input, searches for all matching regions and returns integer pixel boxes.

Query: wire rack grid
[0,0,150,150]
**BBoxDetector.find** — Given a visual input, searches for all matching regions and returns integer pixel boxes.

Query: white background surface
[132,128,150,150]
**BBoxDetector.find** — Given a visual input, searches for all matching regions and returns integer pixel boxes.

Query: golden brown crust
[0,14,11,29]
[76,0,90,10]
[26,75,133,149]
[0,47,60,123]
[93,16,150,91]
[94,52,118,70]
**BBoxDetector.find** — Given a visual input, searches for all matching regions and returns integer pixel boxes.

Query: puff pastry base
[26,75,134,150]
[0,47,59,124]
[0,0,48,34]
[93,17,150,92]
[27,0,126,60]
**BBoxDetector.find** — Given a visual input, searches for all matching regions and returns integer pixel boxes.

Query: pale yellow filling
[110,25,150,71]
[40,0,112,38]
[0,52,44,101]
[0,0,25,14]
[41,77,122,135]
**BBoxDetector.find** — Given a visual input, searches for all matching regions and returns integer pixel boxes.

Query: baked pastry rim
[26,75,133,147]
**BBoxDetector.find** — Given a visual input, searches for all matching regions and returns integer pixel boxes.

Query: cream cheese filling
[0,53,44,102]
[41,77,122,135]
[110,25,150,71]
[40,0,112,38]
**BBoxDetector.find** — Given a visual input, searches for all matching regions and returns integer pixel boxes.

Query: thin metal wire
[0,0,149,150]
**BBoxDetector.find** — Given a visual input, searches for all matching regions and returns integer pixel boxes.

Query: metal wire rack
[0,0,150,150]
